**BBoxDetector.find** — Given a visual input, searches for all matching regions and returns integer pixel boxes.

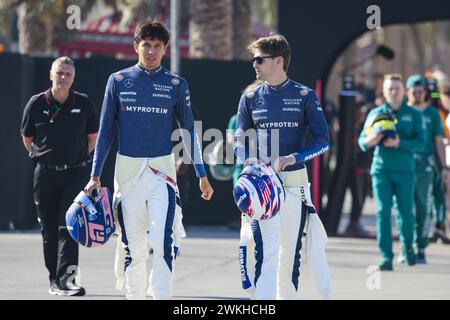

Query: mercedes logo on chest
[124,79,134,88]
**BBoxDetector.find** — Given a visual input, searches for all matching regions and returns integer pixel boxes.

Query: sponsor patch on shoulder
[171,78,180,85]
[300,89,309,96]
[114,74,124,81]
[245,91,255,98]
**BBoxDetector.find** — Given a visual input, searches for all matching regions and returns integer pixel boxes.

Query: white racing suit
[113,153,186,300]
[239,214,255,297]
[239,168,332,299]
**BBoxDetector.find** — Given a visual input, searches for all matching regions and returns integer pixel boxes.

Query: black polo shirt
[21,89,99,165]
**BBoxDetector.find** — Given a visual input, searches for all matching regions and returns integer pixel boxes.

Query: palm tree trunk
[189,0,233,60]
[409,25,425,72]
[17,1,51,54]
[232,0,251,60]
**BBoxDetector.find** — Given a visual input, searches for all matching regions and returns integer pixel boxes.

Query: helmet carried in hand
[364,111,398,144]
[233,162,285,220]
[66,188,115,248]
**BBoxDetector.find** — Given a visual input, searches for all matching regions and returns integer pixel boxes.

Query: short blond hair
[384,73,403,82]
[51,56,75,71]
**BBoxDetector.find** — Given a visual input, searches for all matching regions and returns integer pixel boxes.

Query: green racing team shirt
[228,114,243,166]
[414,105,443,157]
[413,104,444,172]
[358,102,425,174]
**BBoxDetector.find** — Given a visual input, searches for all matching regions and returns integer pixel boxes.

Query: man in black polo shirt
[20,56,98,296]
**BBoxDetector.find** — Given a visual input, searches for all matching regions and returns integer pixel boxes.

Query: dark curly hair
[134,18,170,45]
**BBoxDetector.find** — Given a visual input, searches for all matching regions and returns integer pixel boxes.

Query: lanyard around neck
[50,102,62,123]
[53,101,62,112]
[45,91,65,123]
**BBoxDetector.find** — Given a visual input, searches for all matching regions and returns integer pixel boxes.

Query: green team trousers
[432,168,446,225]
[372,172,415,262]
[413,165,433,249]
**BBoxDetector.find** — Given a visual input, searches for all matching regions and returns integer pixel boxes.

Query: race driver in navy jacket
[85,19,213,300]
[234,34,330,299]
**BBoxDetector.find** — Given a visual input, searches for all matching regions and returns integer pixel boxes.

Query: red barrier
[313,79,322,213]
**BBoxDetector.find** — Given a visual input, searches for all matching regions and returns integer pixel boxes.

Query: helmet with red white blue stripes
[233,162,285,220]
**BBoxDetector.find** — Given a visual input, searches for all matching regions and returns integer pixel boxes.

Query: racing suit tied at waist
[278,168,309,187]
[113,153,185,291]
[113,153,177,206]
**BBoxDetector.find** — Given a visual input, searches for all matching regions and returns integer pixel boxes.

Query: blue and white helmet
[233,162,285,220]
[65,188,115,248]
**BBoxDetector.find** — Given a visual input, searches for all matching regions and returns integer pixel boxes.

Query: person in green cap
[358,73,425,271]
[403,74,448,264]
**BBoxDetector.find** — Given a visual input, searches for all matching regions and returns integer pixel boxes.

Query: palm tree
[232,0,251,60]
[250,0,278,31]
[115,0,154,32]
[18,0,65,54]
[0,0,55,54]
[189,0,233,60]
[0,0,109,54]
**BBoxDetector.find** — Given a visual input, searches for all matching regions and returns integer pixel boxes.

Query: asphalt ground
[1,223,449,300]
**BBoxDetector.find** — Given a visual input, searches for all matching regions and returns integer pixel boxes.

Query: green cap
[406,74,426,88]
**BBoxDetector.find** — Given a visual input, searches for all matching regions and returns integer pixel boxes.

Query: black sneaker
[56,283,86,296]
[406,248,417,266]
[417,248,427,264]
[378,260,393,271]
[48,280,59,295]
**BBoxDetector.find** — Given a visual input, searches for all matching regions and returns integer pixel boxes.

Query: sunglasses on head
[251,55,276,65]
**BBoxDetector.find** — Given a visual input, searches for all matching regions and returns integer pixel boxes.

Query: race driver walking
[84,19,213,300]
[234,35,330,299]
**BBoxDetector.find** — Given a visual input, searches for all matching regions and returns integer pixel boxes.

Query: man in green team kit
[227,113,244,185]
[403,74,449,264]
[358,74,425,271]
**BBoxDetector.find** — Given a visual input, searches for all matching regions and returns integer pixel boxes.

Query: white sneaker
[246,286,256,300]
[48,281,59,295]
[56,283,86,296]
[396,252,406,264]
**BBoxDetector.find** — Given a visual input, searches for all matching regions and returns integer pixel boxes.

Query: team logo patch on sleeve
[114,74,124,81]
[171,78,180,85]
[316,101,323,111]
[245,91,255,98]
[300,89,309,96]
